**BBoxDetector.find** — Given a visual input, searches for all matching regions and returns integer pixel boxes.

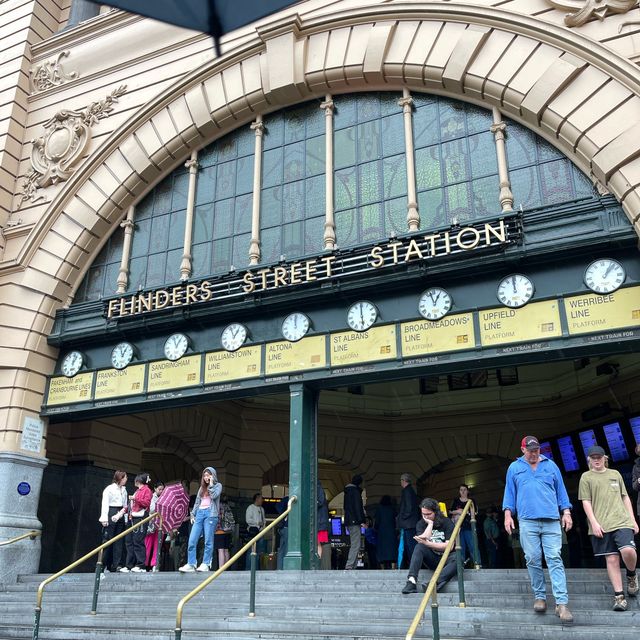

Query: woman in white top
[99,470,128,572]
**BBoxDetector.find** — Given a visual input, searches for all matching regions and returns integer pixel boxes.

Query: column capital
[398,96,414,110]
[251,119,265,135]
[490,121,506,135]
[320,99,334,114]
[184,158,199,172]
[119,218,134,231]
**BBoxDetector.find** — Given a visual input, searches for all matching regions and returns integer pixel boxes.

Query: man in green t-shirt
[579,445,639,611]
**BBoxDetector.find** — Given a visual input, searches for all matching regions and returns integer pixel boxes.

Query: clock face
[62,351,84,378]
[584,258,625,294]
[164,333,189,361]
[347,301,378,332]
[111,342,134,370]
[221,323,248,352]
[418,288,452,321]
[281,313,310,342]
[497,274,534,308]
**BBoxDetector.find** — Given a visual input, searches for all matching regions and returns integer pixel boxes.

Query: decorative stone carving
[17,86,127,208]
[546,0,637,27]
[30,51,78,93]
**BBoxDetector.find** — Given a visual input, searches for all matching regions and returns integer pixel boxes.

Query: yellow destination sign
[265,336,326,375]
[147,355,202,392]
[564,287,640,335]
[401,313,475,356]
[479,300,562,347]
[47,372,95,406]
[330,325,397,366]
[94,365,146,399]
[205,346,262,383]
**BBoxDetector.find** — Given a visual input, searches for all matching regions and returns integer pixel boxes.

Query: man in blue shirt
[502,436,574,624]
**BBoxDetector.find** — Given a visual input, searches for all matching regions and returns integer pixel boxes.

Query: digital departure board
[603,422,629,462]
[578,429,598,462]
[631,417,640,446]
[557,436,580,472]
[539,441,554,460]
[330,517,343,536]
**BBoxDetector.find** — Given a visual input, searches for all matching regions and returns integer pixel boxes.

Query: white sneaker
[179,564,195,573]
[196,563,210,572]
[130,566,145,573]
[117,567,130,573]
[151,566,158,573]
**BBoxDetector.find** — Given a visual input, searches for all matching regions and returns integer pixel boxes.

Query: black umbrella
[87,0,300,54]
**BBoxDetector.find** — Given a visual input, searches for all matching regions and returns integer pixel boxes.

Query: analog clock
[111,342,134,370]
[281,313,310,342]
[347,301,378,332]
[497,274,534,308]
[418,287,452,321]
[163,333,189,361]
[61,351,84,378]
[221,323,248,352]
[584,258,625,294]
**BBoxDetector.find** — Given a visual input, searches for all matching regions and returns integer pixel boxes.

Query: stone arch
[142,433,205,480]
[6,2,640,444]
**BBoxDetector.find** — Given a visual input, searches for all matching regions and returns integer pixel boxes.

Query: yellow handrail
[174,495,297,640]
[405,499,473,640]
[0,530,40,547]
[33,511,162,640]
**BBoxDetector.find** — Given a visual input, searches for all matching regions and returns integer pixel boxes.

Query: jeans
[346,525,361,569]
[519,518,568,605]
[402,528,417,567]
[408,544,457,591]
[187,509,217,567]
[458,528,473,563]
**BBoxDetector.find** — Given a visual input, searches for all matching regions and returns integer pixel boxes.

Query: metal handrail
[174,495,297,640]
[0,530,40,547]
[405,499,473,640]
[33,511,163,640]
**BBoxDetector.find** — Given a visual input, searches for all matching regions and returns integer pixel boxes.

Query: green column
[283,384,317,570]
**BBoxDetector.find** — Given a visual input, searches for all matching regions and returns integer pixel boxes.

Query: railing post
[470,510,481,569]
[91,550,104,614]
[431,597,440,640]
[32,608,41,640]
[249,542,257,617]
[155,515,163,571]
[456,545,466,607]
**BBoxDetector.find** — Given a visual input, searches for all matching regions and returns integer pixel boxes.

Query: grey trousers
[346,524,361,569]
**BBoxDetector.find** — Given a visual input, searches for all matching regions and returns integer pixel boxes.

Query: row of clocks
[59,258,627,377]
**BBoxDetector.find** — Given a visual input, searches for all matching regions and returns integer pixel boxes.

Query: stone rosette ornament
[546,0,637,27]
[17,85,128,208]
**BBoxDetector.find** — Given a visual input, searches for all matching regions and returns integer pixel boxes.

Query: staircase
[0,569,637,640]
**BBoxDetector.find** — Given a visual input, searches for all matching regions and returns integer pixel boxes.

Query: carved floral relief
[30,51,78,93]
[18,86,127,208]
[546,0,637,27]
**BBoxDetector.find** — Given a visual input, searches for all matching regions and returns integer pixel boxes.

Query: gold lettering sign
[46,372,95,405]
[480,300,562,347]
[401,313,475,356]
[205,346,262,384]
[94,365,146,399]
[264,336,326,375]
[147,355,202,392]
[564,287,640,335]
[330,326,397,366]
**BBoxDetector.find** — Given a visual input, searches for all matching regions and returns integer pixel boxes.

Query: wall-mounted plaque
[205,346,262,383]
[564,286,640,335]
[401,313,474,357]
[479,300,562,347]
[147,355,201,392]
[265,336,326,375]
[330,325,397,367]
[94,365,146,399]
[46,372,95,405]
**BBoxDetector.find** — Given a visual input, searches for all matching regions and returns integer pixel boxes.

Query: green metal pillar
[283,384,317,570]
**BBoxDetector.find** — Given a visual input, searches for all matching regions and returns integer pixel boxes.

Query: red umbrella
[155,483,190,533]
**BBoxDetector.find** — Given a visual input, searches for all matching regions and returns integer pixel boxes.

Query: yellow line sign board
[479,300,562,347]
[265,336,327,375]
[401,313,475,356]
[95,365,146,399]
[47,372,95,405]
[147,355,201,392]
[564,287,640,335]
[330,325,397,366]
[205,346,262,383]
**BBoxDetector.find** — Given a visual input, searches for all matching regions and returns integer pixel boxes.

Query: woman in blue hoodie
[179,467,222,572]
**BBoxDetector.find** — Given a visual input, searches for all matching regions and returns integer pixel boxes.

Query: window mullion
[180,150,200,280]
[320,95,336,250]
[399,88,420,231]
[490,107,514,212]
[116,205,135,293]
[250,115,264,265]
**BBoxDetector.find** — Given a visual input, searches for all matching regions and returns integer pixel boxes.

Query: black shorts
[214,533,231,550]
[590,528,636,556]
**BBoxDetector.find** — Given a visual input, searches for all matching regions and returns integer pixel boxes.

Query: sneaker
[117,567,130,573]
[151,566,158,573]
[627,574,638,596]
[533,599,547,613]
[130,566,144,573]
[402,580,417,594]
[555,604,574,624]
[613,595,628,611]
[179,564,195,573]
[196,563,210,572]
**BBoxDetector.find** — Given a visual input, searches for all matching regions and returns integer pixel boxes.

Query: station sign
[401,313,474,356]
[94,365,146,399]
[564,288,640,335]
[46,372,94,405]
[147,356,201,392]
[265,337,326,375]
[205,346,262,383]
[330,326,397,366]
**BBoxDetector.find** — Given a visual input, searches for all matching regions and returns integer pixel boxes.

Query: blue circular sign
[17,482,31,496]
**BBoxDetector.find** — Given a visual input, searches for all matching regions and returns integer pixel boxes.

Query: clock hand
[360,306,364,324]
[603,262,614,278]
[512,276,517,293]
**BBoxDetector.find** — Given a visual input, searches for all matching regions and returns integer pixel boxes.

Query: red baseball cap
[521,436,540,450]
